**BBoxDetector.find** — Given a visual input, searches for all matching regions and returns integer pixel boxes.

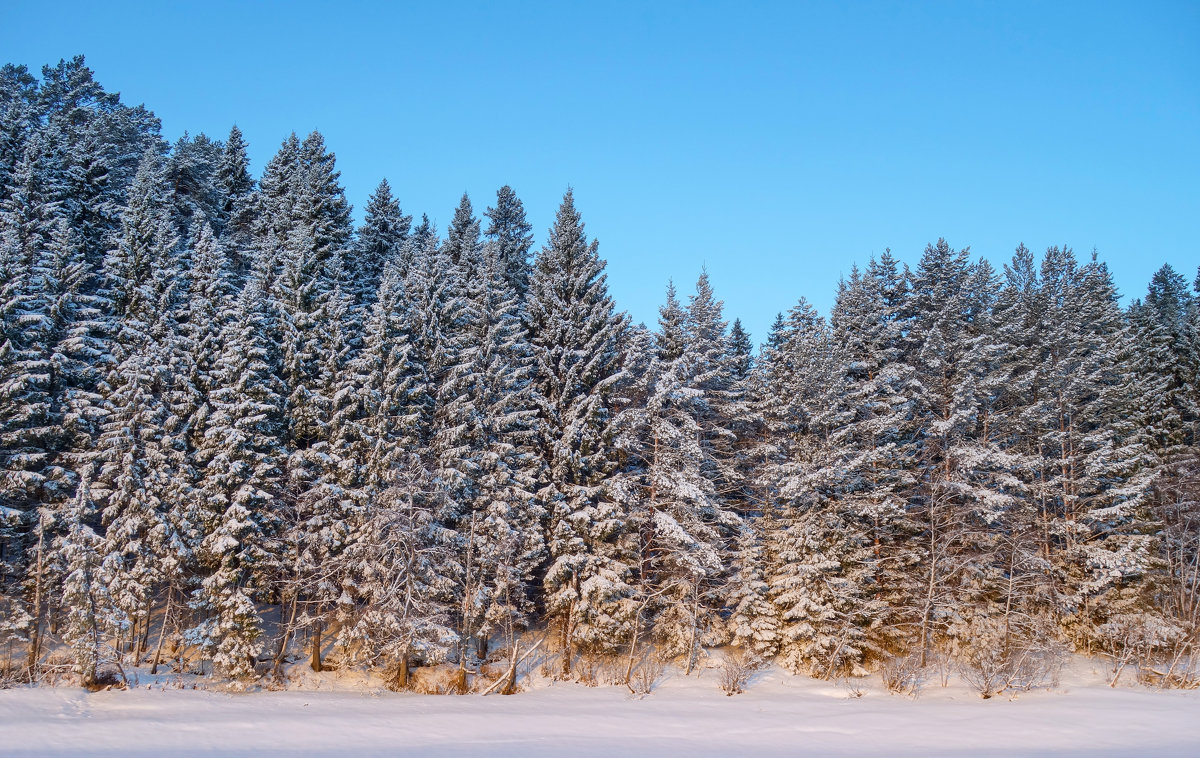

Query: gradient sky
[2,0,1197,342]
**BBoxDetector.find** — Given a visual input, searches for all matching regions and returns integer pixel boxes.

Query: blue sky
[2,0,1197,342]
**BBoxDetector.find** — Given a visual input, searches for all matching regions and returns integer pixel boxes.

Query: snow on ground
[2,659,1198,757]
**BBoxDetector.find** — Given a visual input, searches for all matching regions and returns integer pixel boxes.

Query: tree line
[1,57,1197,691]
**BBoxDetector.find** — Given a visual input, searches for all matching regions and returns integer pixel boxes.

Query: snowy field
[2,661,1199,757]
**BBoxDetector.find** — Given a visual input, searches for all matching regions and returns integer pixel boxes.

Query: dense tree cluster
[1,59,1197,689]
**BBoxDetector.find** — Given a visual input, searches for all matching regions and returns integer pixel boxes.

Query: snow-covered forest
[2,57,1198,695]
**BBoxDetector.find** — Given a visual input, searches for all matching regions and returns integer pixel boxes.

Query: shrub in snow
[717,648,757,696]
[880,653,925,697]
[629,652,665,696]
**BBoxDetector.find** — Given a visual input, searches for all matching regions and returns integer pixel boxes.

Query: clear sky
[2,0,1197,342]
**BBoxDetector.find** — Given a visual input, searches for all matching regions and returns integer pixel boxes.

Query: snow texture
[1,663,1198,757]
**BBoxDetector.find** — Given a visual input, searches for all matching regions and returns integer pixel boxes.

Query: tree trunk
[919,508,939,669]
[138,594,153,658]
[273,594,299,676]
[684,582,699,676]
[150,587,174,675]
[394,652,409,690]
[500,643,518,696]
[480,636,545,696]
[624,613,643,692]
[560,611,572,678]
[310,619,323,672]
[26,514,45,678]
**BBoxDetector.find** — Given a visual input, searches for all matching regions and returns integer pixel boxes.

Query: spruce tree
[187,272,284,680]
[57,471,115,687]
[813,255,921,673]
[485,185,535,299]
[352,179,410,307]
[617,281,736,671]
[214,125,255,240]
[94,148,194,656]
[527,190,632,675]
[165,132,222,241]
[728,318,753,383]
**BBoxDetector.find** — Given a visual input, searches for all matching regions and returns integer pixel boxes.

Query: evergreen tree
[728,318,753,384]
[165,131,222,241]
[902,239,987,664]
[527,190,632,675]
[811,255,921,673]
[40,56,165,268]
[92,148,195,653]
[616,281,737,671]
[354,261,425,489]
[757,298,873,675]
[57,470,115,687]
[725,517,781,659]
[685,270,741,508]
[0,64,38,208]
[485,185,535,299]
[453,238,545,660]
[352,178,410,307]
[0,134,67,522]
[214,124,255,245]
[187,272,284,680]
